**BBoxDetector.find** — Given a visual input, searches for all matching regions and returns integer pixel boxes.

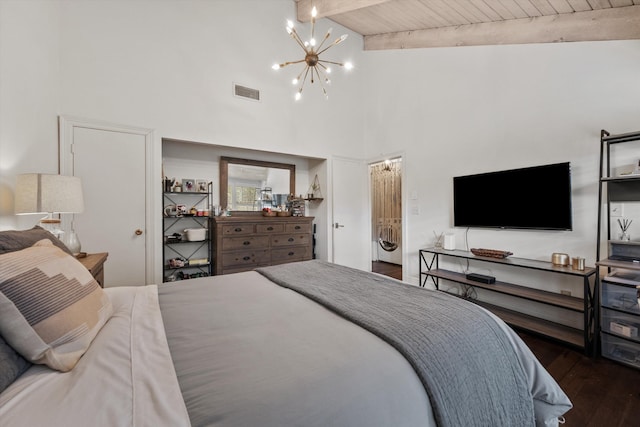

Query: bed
[0,228,572,427]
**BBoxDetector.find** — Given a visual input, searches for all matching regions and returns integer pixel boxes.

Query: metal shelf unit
[420,248,597,355]
[162,183,213,282]
[596,129,640,369]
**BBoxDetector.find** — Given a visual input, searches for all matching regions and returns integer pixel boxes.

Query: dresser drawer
[256,223,285,233]
[222,224,255,235]
[222,250,270,267]
[222,236,270,251]
[285,223,311,233]
[271,233,310,247]
[271,246,311,264]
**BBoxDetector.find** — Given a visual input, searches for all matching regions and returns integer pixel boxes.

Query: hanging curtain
[371,160,402,251]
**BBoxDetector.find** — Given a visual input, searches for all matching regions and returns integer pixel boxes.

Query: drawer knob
[243,241,251,245]
[288,237,295,242]
[295,226,301,230]
[288,252,295,256]
[235,227,242,232]
[243,256,251,261]
[267,226,274,231]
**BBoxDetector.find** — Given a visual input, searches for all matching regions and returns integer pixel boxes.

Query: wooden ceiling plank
[364,5,640,49]
[566,0,593,11]
[496,0,531,18]
[296,0,393,22]
[417,0,473,26]
[482,0,521,19]
[448,0,495,22]
[468,0,505,20]
[529,0,562,15]
[546,0,576,13]
[513,0,544,16]
[586,0,613,9]
[610,0,633,7]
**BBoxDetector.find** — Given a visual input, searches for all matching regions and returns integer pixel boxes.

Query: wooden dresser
[211,216,314,275]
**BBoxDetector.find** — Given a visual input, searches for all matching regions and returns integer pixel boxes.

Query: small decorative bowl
[276,211,292,217]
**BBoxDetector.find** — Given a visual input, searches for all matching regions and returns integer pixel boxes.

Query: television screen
[453,162,572,230]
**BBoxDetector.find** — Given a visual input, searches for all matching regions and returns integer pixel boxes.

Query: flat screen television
[453,162,572,230]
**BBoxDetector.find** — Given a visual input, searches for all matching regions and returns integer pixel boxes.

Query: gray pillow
[0,334,31,393]
[0,225,72,255]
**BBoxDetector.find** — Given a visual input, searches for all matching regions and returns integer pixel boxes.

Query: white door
[59,117,154,287]
[332,156,370,271]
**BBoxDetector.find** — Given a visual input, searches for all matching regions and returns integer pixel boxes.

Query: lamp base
[40,218,64,239]
[62,230,82,256]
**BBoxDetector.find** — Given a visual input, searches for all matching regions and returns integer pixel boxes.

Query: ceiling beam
[364,5,640,50]
[296,0,392,22]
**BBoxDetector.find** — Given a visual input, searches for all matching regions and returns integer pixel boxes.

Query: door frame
[58,115,157,284]
[367,152,407,280]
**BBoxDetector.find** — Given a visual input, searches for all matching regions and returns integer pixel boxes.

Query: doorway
[59,116,155,287]
[370,158,402,280]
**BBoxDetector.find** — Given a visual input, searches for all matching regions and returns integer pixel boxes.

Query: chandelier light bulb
[272,63,281,70]
[345,62,354,70]
[292,78,298,85]
[295,92,302,101]
[310,38,316,46]
[326,67,332,74]
[311,6,317,18]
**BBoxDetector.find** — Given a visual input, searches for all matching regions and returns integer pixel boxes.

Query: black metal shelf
[596,129,640,368]
[162,182,213,282]
[419,248,597,355]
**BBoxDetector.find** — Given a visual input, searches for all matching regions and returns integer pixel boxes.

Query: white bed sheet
[0,285,190,427]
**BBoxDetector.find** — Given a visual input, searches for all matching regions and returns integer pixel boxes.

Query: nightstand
[78,252,109,287]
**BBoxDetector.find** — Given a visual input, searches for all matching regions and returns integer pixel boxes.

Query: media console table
[419,248,597,355]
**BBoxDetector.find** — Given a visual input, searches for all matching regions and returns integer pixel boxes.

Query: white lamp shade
[15,174,84,214]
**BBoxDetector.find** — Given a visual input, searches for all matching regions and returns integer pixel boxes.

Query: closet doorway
[370,158,402,280]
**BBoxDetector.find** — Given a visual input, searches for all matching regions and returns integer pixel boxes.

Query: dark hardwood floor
[372,260,403,280]
[372,261,640,426]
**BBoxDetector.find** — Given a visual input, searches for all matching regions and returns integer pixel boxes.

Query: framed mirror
[220,156,295,213]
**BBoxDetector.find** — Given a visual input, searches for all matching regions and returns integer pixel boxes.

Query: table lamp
[14,173,85,253]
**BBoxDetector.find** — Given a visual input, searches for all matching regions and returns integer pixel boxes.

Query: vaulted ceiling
[295,0,640,50]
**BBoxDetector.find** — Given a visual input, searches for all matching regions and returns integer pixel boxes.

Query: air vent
[233,83,260,102]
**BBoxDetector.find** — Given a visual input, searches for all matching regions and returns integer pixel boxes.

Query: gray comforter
[158,262,572,427]
[257,261,533,427]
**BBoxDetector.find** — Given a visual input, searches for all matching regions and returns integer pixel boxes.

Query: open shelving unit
[596,129,640,369]
[162,183,213,282]
[420,248,597,354]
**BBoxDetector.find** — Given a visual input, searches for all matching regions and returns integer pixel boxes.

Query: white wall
[360,41,640,284]
[0,0,364,267]
[0,0,61,230]
[2,0,640,295]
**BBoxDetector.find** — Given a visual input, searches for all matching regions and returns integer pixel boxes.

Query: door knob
[135,229,143,236]
[334,222,345,229]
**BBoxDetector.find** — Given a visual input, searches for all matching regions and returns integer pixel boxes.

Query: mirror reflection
[220,157,295,212]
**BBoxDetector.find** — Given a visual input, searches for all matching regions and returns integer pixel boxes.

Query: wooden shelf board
[597,258,640,271]
[427,269,584,312]
[476,301,584,348]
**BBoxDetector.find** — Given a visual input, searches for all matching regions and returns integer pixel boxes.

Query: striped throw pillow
[0,239,113,372]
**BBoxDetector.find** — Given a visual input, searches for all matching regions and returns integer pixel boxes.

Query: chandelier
[272,7,353,100]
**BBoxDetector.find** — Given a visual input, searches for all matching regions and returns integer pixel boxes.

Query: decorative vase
[619,231,631,242]
[63,230,82,255]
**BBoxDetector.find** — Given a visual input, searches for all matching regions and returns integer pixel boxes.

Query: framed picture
[196,180,208,193]
[182,179,196,192]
